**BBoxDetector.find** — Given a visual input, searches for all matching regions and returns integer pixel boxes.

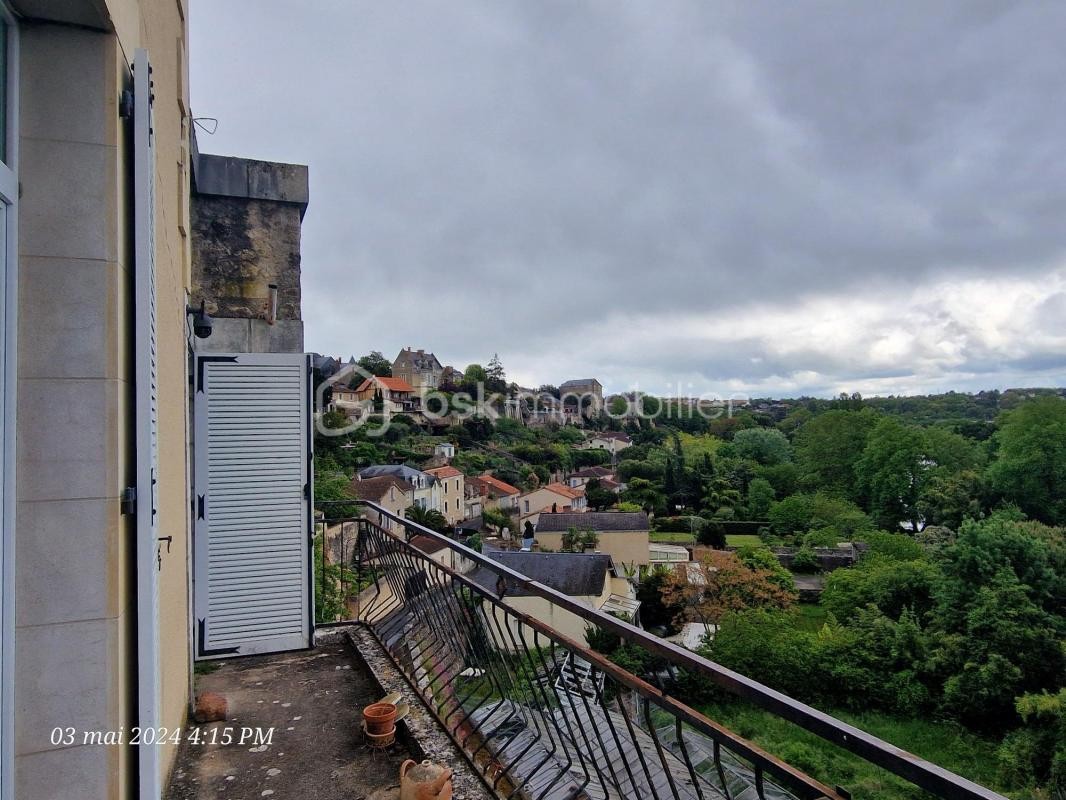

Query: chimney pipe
[266,284,278,325]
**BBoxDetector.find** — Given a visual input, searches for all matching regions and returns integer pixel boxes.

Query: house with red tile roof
[467,473,521,512]
[519,482,588,525]
[351,375,422,417]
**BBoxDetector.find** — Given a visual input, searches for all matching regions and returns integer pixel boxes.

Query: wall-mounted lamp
[186,300,214,339]
[266,284,278,326]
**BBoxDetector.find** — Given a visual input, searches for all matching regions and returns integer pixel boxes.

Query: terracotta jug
[399,759,453,800]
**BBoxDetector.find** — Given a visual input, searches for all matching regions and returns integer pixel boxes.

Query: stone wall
[191,193,302,321]
[190,150,308,353]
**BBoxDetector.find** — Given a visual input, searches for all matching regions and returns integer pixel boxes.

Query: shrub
[791,546,820,573]
[861,531,925,562]
[709,610,817,700]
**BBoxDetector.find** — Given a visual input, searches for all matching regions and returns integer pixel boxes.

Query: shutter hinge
[121,486,137,516]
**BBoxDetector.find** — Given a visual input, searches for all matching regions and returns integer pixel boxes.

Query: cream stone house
[331,383,362,416]
[392,347,443,393]
[470,550,638,649]
[576,430,633,454]
[425,465,465,525]
[467,473,521,512]
[353,375,421,416]
[535,511,651,568]
[347,475,414,534]
[519,482,587,525]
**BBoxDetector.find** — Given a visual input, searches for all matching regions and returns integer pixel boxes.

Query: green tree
[700,471,742,518]
[314,466,358,517]
[855,417,929,531]
[637,566,683,632]
[561,526,595,552]
[821,557,940,621]
[934,513,1064,630]
[482,507,513,534]
[793,409,879,498]
[608,395,628,417]
[584,478,616,511]
[996,689,1066,794]
[621,477,667,516]
[485,353,507,392]
[931,514,1066,727]
[791,546,820,573]
[815,606,932,714]
[735,545,795,593]
[405,504,450,534]
[916,469,986,531]
[768,493,873,542]
[356,350,392,377]
[745,477,775,518]
[757,462,799,498]
[463,363,487,385]
[708,609,816,700]
[987,396,1066,525]
[733,428,792,465]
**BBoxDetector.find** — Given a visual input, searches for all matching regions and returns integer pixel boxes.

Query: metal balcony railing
[315,501,1005,800]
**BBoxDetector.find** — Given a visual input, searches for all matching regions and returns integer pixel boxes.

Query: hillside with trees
[315,370,1065,798]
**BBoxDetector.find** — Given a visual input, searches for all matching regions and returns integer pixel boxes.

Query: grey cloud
[192,1,1066,395]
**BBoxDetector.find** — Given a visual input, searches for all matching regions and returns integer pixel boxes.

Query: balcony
[172,503,1006,800]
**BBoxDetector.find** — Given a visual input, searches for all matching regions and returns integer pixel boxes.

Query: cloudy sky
[191,1,1066,398]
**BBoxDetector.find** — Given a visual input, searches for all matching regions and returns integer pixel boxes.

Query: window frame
[0,7,17,800]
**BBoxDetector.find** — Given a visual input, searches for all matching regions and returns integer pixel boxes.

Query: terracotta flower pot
[363,702,397,735]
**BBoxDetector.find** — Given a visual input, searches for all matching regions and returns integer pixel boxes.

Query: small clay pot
[364,725,396,748]
[363,702,398,735]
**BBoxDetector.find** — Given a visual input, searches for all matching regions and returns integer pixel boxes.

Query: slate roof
[559,379,601,389]
[346,475,412,501]
[393,348,443,372]
[470,550,613,597]
[409,534,449,555]
[359,464,436,485]
[535,511,649,533]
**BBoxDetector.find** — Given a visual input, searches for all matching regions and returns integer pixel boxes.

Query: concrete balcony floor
[166,629,494,800]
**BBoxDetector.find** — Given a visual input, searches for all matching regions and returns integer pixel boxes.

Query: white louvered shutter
[193,353,313,657]
[133,48,162,800]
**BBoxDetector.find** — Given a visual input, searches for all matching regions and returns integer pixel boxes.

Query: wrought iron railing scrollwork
[314,501,1005,800]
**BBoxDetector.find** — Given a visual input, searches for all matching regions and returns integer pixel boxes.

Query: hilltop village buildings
[314,347,653,560]
[319,347,610,429]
